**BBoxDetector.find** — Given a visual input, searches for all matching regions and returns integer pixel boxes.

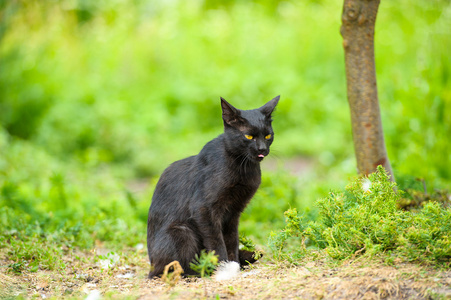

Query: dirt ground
[1,247,450,300]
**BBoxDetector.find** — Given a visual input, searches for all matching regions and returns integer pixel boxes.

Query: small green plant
[239,234,256,252]
[270,166,451,266]
[239,233,263,262]
[6,236,66,273]
[268,208,307,262]
[397,176,451,211]
[190,250,219,278]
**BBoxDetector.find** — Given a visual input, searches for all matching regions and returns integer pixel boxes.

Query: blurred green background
[0,0,450,259]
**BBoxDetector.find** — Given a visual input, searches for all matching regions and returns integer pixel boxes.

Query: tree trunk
[340,0,394,180]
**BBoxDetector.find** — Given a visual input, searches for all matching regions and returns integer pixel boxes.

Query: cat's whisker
[269,152,281,160]
[240,154,249,175]
[269,147,282,156]
[230,153,246,173]
[245,155,250,175]
[234,153,247,175]
[267,147,283,161]
[246,153,253,175]
[234,153,244,165]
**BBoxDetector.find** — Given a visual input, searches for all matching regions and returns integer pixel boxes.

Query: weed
[6,235,66,273]
[190,250,219,278]
[268,208,307,262]
[270,166,451,266]
[162,261,184,287]
[239,234,256,252]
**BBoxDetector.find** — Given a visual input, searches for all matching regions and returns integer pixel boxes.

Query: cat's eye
[265,134,272,140]
[245,134,253,140]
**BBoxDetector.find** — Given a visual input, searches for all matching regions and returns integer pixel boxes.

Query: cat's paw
[238,249,262,266]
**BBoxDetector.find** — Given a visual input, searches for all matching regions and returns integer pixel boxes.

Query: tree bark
[340,0,394,180]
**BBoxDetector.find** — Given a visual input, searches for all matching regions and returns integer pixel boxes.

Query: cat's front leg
[204,232,228,261]
[197,208,228,261]
[223,217,240,263]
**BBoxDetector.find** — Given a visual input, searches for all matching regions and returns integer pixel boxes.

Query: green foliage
[239,234,263,260]
[190,250,219,278]
[239,234,257,252]
[0,0,450,181]
[6,233,66,273]
[269,208,307,261]
[240,170,300,241]
[0,0,450,274]
[397,175,451,210]
[0,130,148,272]
[270,166,451,266]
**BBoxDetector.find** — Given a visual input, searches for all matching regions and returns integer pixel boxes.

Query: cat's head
[220,96,280,162]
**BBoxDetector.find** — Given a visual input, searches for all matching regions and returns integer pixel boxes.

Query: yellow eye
[265,134,272,140]
[245,135,253,140]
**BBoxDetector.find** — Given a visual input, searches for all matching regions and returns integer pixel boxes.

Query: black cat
[147,96,280,278]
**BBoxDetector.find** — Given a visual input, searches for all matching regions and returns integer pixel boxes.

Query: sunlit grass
[0,0,450,275]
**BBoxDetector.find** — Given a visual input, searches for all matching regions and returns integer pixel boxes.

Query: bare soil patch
[1,248,450,299]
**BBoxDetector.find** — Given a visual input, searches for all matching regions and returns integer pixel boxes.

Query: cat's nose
[256,140,267,152]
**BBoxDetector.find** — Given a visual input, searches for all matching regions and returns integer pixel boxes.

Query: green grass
[0,0,450,273]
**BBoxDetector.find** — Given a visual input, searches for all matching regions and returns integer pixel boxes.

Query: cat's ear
[221,97,242,127]
[260,95,280,118]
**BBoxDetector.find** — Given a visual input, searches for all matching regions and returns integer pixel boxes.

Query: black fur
[147,96,280,278]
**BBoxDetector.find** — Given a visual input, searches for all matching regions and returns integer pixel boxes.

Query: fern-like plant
[190,250,219,278]
[269,166,451,266]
